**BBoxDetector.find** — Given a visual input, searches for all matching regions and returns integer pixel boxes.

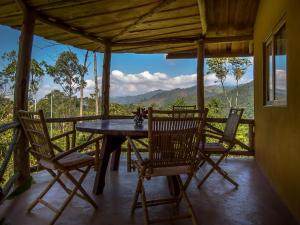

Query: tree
[0,50,46,108]
[206,58,232,107]
[228,57,251,106]
[79,50,89,116]
[46,51,82,115]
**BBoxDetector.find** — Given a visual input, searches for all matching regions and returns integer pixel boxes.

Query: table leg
[110,147,121,171]
[167,176,180,196]
[93,135,126,194]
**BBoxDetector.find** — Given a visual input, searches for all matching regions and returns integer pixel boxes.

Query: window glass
[266,43,273,101]
[274,25,287,103]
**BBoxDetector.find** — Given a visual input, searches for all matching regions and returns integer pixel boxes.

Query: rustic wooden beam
[13,6,36,186]
[101,42,112,119]
[112,0,176,41]
[197,0,207,35]
[15,0,105,46]
[197,41,205,110]
[113,35,253,47]
[166,50,253,59]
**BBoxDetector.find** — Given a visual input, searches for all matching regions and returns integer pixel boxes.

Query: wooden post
[94,51,100,115]
[197,40,205,110]
[101,42,112,119]
[248,124,255,152]
[13,8,36,186]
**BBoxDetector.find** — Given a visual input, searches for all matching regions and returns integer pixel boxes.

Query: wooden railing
[0,121,21,203]
[0,115,255,202]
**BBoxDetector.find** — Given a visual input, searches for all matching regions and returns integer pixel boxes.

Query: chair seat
[145,165,192,177]
[201,142,226,154]
[40,152,94,170]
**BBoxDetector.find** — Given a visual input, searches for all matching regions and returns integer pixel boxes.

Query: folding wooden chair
[127,108,207,225]
[18,110,102,225]
[197,108,244,189]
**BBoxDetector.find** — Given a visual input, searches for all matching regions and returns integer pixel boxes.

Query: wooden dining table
[76,119,180,195]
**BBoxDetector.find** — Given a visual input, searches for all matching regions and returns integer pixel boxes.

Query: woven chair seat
[40,152,94,170]
[145,165,192,177]
[202,143,226,154]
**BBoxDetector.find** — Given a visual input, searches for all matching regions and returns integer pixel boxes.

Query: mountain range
[111,81,253,113]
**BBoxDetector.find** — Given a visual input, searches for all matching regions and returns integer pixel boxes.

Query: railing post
[248,123,255,152]
[71,121,77,148]
[13,7,36,186]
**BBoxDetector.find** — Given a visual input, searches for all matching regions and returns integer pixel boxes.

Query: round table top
[76,119,148,137]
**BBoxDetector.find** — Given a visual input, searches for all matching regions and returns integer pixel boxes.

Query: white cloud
[83,70,252,97]
[37,69,253,99]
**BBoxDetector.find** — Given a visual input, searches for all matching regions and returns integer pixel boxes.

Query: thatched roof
[0,0,259,57]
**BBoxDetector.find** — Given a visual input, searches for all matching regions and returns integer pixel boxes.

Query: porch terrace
[0,157,298,225]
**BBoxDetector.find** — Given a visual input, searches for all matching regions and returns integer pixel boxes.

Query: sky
[0,25,254,99]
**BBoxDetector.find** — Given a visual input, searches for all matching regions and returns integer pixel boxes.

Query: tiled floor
[0,156,299,225]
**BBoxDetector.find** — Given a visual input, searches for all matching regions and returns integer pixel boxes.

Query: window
[264,18,287,106]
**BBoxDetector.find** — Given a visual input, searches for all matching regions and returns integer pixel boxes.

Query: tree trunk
[236,80,239,107]
[94,51,99,115]
[221,80,232,108]
[80,50,89,116]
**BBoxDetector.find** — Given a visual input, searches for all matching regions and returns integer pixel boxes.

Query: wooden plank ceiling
[0,0,259,57]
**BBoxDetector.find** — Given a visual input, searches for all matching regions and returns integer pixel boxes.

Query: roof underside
[0,0,259,56]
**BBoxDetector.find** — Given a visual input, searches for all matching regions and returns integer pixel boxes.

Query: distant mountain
[110,81,254,118]
[110,89,164,104]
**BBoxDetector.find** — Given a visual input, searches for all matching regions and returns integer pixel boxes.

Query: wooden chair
[18,110,102,225]
[197,108,244,188]
[127,108,208,225]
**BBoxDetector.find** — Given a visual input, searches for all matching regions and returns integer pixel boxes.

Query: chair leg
[140,178,150,225]
[131,177,142,214]
[198,154,238,188]
[127,142,132,172]
[175,174,194,207]
[65,166,97,209]
[176,175,199,225]
[50,166,93,225]
[28,171,62,213]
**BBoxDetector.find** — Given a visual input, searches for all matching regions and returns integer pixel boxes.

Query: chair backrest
[172,105,197,118]
[222,108,244,143]
[18,110,55,160]
[147,108,208,168]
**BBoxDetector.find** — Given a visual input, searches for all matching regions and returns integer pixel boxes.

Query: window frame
[263,15,287,107]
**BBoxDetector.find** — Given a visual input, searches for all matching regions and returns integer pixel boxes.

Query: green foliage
[46,51,82,98]
[206,58,229,85]
[228,57,252,82]
[0,50,47,99]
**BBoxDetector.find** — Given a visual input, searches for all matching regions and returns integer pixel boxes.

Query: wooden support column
[197,41,205,110]
[101,42,112,119]
[13,7,36,186]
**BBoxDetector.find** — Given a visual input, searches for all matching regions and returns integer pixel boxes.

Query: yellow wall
[254,0,300,222]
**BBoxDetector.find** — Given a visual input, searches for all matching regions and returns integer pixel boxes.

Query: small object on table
[132,107,148,128]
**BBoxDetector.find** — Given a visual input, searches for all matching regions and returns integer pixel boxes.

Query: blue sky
[0,25,253,98]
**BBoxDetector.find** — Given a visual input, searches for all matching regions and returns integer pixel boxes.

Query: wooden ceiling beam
[15,0,105,46]
[112,0,177,41]
[113,35,253,47]
[197,0,207,35]
[166,51,253,59]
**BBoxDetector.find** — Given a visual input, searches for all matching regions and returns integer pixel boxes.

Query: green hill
[111,81,254,118]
